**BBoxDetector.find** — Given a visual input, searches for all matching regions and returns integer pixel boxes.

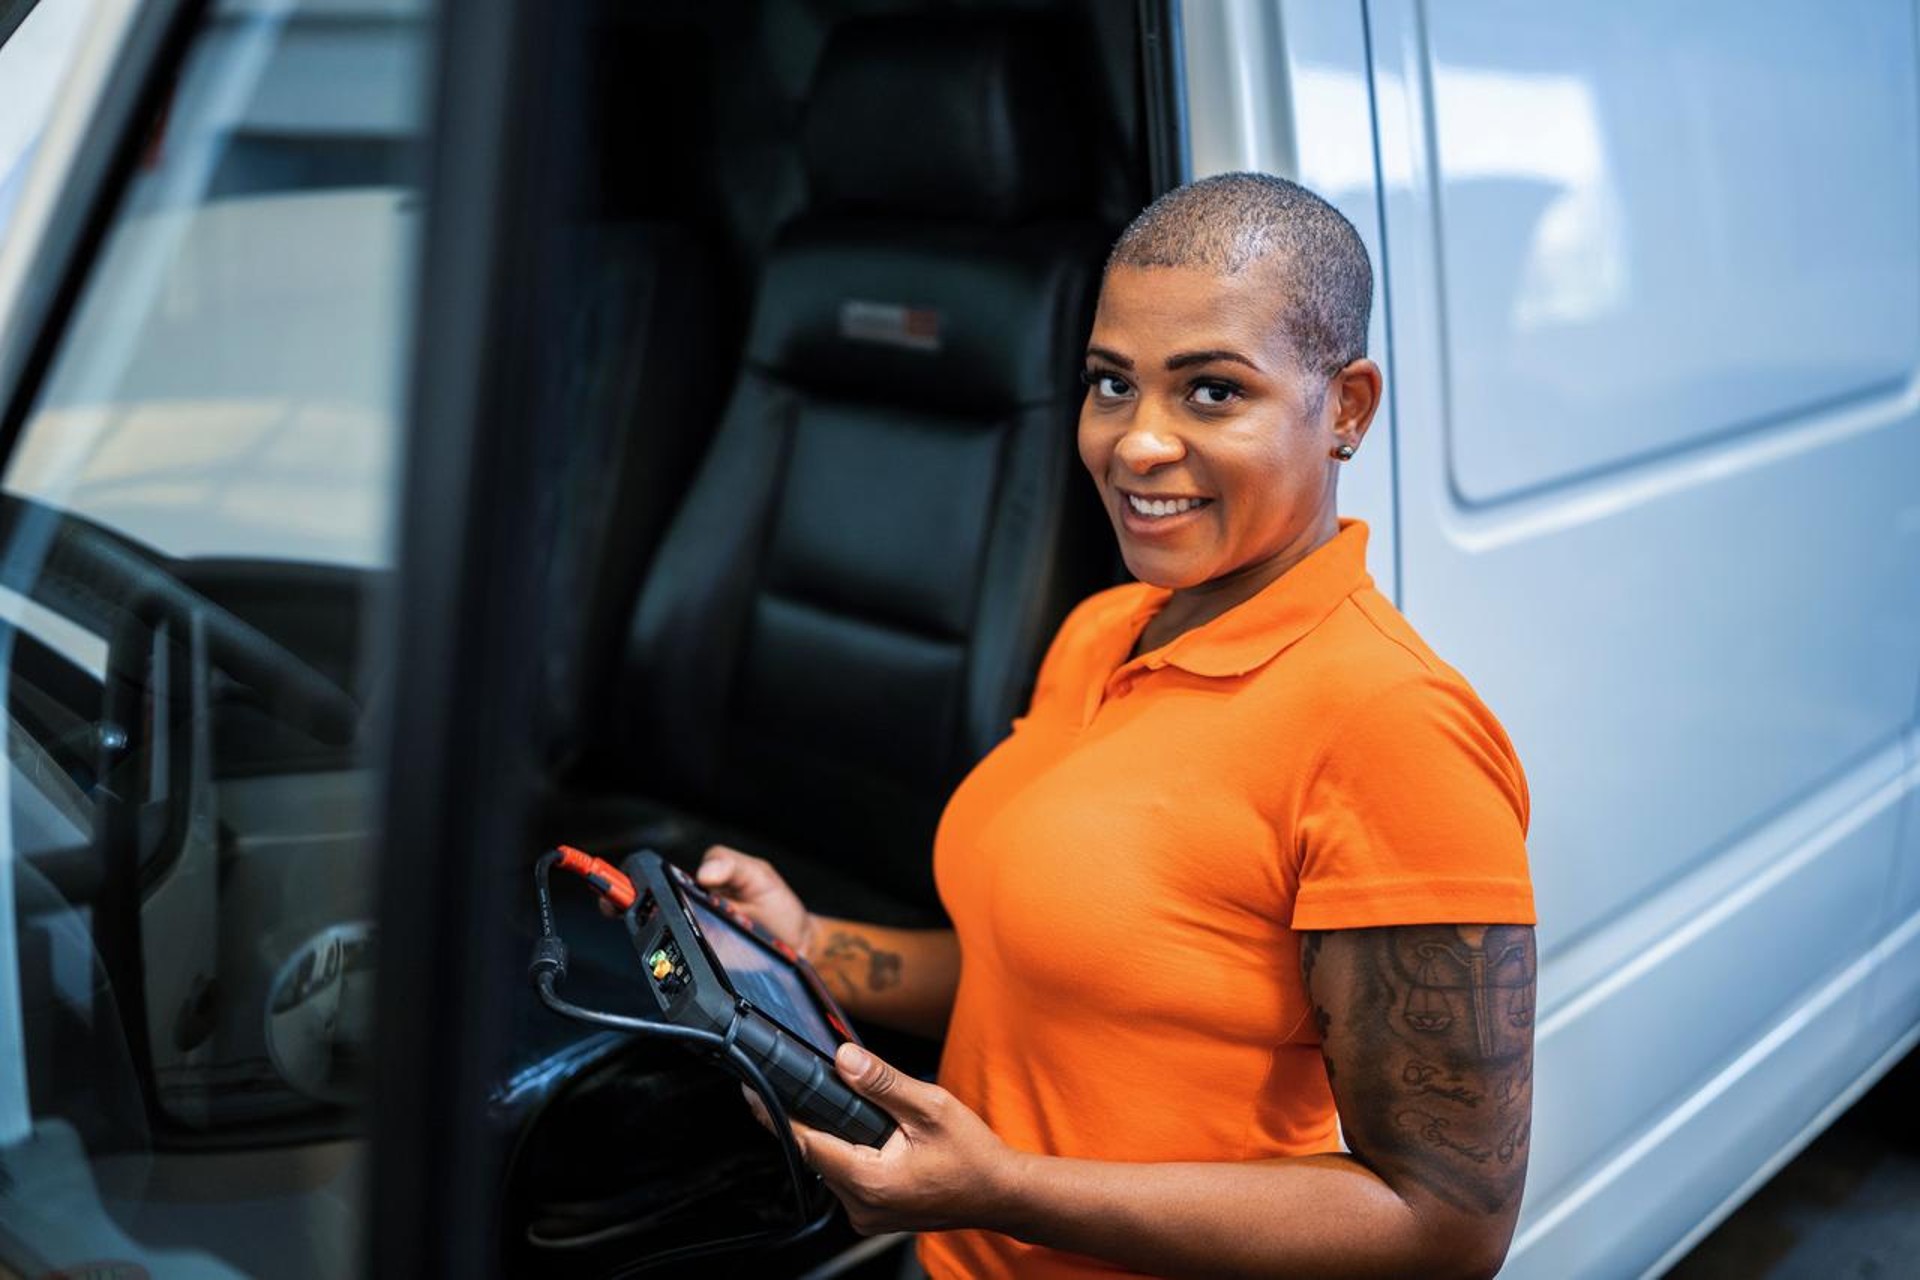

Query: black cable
[533,973,823,1227]
[528,853,838,1275]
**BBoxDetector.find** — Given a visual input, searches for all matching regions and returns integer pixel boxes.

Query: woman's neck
[1131,515,1340,658]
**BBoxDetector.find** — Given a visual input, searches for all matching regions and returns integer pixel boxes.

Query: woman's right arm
[695,846,959,1040]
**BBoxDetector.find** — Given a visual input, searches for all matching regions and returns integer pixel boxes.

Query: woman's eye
[1190,381,1239,407]
[1083,370,1131,399]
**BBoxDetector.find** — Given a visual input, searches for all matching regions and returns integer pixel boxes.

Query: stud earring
[1333,443,1356,461]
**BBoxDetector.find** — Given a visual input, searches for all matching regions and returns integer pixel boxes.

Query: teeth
[1128,495,1206,517]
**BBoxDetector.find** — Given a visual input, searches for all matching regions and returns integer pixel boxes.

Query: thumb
[696,848,736,887]
[835,1043,938,1123]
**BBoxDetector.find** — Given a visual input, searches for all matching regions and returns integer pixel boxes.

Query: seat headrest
[802,15,1085,224]
[748,220,1104,415]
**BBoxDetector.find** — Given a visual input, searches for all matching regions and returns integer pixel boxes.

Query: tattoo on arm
[1302,924,1536,1217]
[816,930,903,1002]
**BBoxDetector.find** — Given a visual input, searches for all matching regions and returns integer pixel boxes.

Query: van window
[0,1,425,1276]
[0,0,94,243]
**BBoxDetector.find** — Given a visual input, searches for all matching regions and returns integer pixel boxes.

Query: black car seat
[578,13,1112,927]
[540,20,732,767]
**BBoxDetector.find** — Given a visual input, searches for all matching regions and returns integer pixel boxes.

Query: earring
[1333,443,1356,461]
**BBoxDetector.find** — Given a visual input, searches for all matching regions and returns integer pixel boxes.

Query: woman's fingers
[740,1083,772,1132]
[694,843,813,949]
[696,844,761,895]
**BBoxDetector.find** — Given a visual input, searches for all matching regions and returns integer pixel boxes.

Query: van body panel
[1524,764,1903,1214]
[1366,0,1920,952]
[1179,0,1399,602]
[1859,904,1920,1088]
[1423,1,1920,508]
[1349,1,1920,1273]
[1527,975,1876,1280]
[1868,732,1920,1030]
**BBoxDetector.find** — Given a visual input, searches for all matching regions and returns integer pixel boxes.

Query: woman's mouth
[1119,491,1214,534]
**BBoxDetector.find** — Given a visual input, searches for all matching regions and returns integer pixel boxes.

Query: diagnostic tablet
[621,851,896,1148]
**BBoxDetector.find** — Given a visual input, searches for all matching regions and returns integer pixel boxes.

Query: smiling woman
[700,172,1538,1280]
[1077,259,1382,651]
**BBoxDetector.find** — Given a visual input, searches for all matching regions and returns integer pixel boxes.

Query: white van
[0,2,1912,1277]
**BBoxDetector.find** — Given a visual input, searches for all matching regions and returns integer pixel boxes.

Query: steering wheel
[0,494,362,747]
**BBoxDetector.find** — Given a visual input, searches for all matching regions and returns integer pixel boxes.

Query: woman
[707,173,1536,1279]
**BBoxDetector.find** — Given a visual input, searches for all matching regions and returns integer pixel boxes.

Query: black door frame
[366,2,582,1276]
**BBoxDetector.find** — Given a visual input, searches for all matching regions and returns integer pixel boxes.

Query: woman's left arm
[787,922,1535,1280]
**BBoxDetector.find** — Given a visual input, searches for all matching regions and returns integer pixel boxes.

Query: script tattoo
[1302,924,1536,1216]
[1402,1058,1484,1107]
[1397,1109,1492,1163]
[818,931,903,1001]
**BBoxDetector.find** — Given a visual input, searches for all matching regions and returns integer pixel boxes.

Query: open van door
[0,0,470,1274]
[1,1,1180,1274]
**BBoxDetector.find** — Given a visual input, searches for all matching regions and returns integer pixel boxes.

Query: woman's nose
[1113,414,1185,474]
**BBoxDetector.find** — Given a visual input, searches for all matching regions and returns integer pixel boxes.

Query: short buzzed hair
[1108,172,1373,376]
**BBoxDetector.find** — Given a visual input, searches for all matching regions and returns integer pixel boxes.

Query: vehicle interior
[503,2,1174,1273]
[2,0,1178,1276]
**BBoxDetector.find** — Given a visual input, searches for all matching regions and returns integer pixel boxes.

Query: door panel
[1181,0,1399,600]
[0,2,425,1275]
[1864,722,1920,1047]
[1365,1,1920,1273]
[1428,3,1919,506]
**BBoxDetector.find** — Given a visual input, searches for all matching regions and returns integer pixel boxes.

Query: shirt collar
[1131,519,1374,679]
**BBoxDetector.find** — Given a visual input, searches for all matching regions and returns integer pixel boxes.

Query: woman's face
[1078,262,1376,602]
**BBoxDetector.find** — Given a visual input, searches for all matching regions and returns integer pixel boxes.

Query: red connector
[553,845,637,911]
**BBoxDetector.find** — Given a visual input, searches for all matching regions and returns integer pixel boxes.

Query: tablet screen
[683,894,843,1059]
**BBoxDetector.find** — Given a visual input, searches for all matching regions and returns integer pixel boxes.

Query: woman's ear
[1329,358,1383,452]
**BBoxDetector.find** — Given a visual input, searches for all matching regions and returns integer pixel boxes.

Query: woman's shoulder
[1295,586,1519,762]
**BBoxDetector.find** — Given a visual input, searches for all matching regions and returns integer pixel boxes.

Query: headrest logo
[838,300,943,353]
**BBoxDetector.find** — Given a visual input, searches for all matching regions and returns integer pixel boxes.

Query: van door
[0,0,432,1275]
[1362,2,1920,1275]
[1862,706,1920,1064]
[1181,0,1400,602]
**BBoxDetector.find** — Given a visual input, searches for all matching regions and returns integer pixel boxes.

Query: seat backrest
[545,19,732,765]
[622,13,1109,913]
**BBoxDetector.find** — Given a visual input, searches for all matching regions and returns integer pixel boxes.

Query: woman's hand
[695,846,960,1034]
[755,1044,1027,1236]
[695,844,816,953]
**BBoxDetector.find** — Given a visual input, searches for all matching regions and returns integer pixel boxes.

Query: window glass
[0,0,94,244]
[0,2,426,1276]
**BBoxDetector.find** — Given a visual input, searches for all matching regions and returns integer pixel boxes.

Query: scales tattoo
[1399,925,1535,1059]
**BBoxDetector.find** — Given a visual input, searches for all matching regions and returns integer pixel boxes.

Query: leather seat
[575,13,1111,926]
[539,19,736,767]
[544,220,725,761]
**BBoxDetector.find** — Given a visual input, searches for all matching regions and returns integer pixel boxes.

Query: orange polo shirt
[919,519,1533,1280]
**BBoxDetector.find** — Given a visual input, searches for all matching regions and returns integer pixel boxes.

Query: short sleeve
[1291,674,1535,931]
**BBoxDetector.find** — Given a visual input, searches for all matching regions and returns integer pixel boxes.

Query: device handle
[729,1006,895,1148]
